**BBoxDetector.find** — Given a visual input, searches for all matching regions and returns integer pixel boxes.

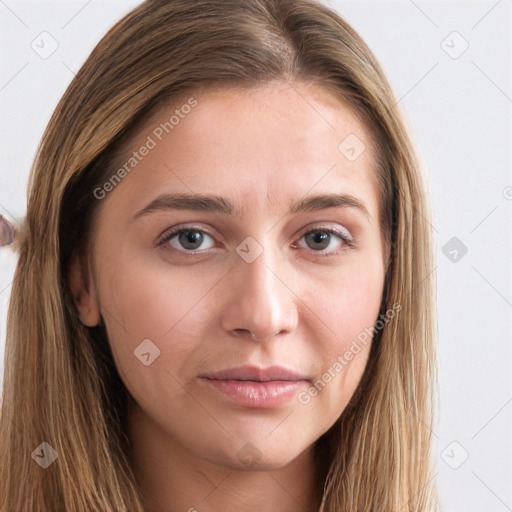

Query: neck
[126,399,321,512]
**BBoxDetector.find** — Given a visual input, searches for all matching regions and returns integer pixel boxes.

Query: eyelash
[156,225,355,257]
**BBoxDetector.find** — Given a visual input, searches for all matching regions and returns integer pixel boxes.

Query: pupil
[179,231,203,249]
[307,231,329,250]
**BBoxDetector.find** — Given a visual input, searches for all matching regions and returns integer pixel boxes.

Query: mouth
[202,364,310,382]
[199,365,311,408]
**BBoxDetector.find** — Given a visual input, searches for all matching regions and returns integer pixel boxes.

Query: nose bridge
[222,237,296,341]
[246,245,280,306]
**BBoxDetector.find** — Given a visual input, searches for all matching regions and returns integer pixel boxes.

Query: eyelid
[156,224,217,248]
[302,224,353,241]
[293,225,355,255]
[156,222,355,254]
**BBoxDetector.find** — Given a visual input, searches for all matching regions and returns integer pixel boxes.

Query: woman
[0,0,439,510]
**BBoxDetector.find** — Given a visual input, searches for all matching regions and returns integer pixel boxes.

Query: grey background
[1,1,511,510]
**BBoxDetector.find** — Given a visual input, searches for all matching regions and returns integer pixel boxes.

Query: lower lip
[201,378,308,408]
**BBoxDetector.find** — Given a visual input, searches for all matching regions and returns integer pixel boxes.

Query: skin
[69,81,386,512]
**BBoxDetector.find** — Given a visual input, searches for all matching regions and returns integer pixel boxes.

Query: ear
[68,253,101,327]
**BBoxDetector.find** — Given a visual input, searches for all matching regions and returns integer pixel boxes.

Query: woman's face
[74,82,386,471]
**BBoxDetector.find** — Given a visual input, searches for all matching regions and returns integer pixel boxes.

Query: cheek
[311,253,385,348]
[95,257,222,424]
[296,256,384,418]
[325,272,381,370]
[95,251,216,380]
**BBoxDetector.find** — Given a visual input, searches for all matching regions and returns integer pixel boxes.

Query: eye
[157,225,354,256]
[158,227,216,252]
[294,227,354,255]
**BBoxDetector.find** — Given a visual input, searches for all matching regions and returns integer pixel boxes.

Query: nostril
[232,329,280,341]
[251,330,280,341]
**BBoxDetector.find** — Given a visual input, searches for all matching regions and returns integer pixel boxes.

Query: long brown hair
[0,0,439,510]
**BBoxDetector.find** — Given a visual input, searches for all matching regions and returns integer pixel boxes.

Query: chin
[202,438,310,472]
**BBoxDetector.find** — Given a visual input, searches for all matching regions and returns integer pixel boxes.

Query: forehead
[102,81,379,220]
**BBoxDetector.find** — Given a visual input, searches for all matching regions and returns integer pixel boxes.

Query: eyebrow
[133,192,371,221]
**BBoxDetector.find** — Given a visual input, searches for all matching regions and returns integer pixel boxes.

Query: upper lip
[201,365,310,382]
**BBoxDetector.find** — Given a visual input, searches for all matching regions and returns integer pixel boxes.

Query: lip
[202,364,310,382]
[199,365,311,409]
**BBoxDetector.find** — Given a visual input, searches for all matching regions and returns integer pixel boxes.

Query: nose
[220,242,298,342]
